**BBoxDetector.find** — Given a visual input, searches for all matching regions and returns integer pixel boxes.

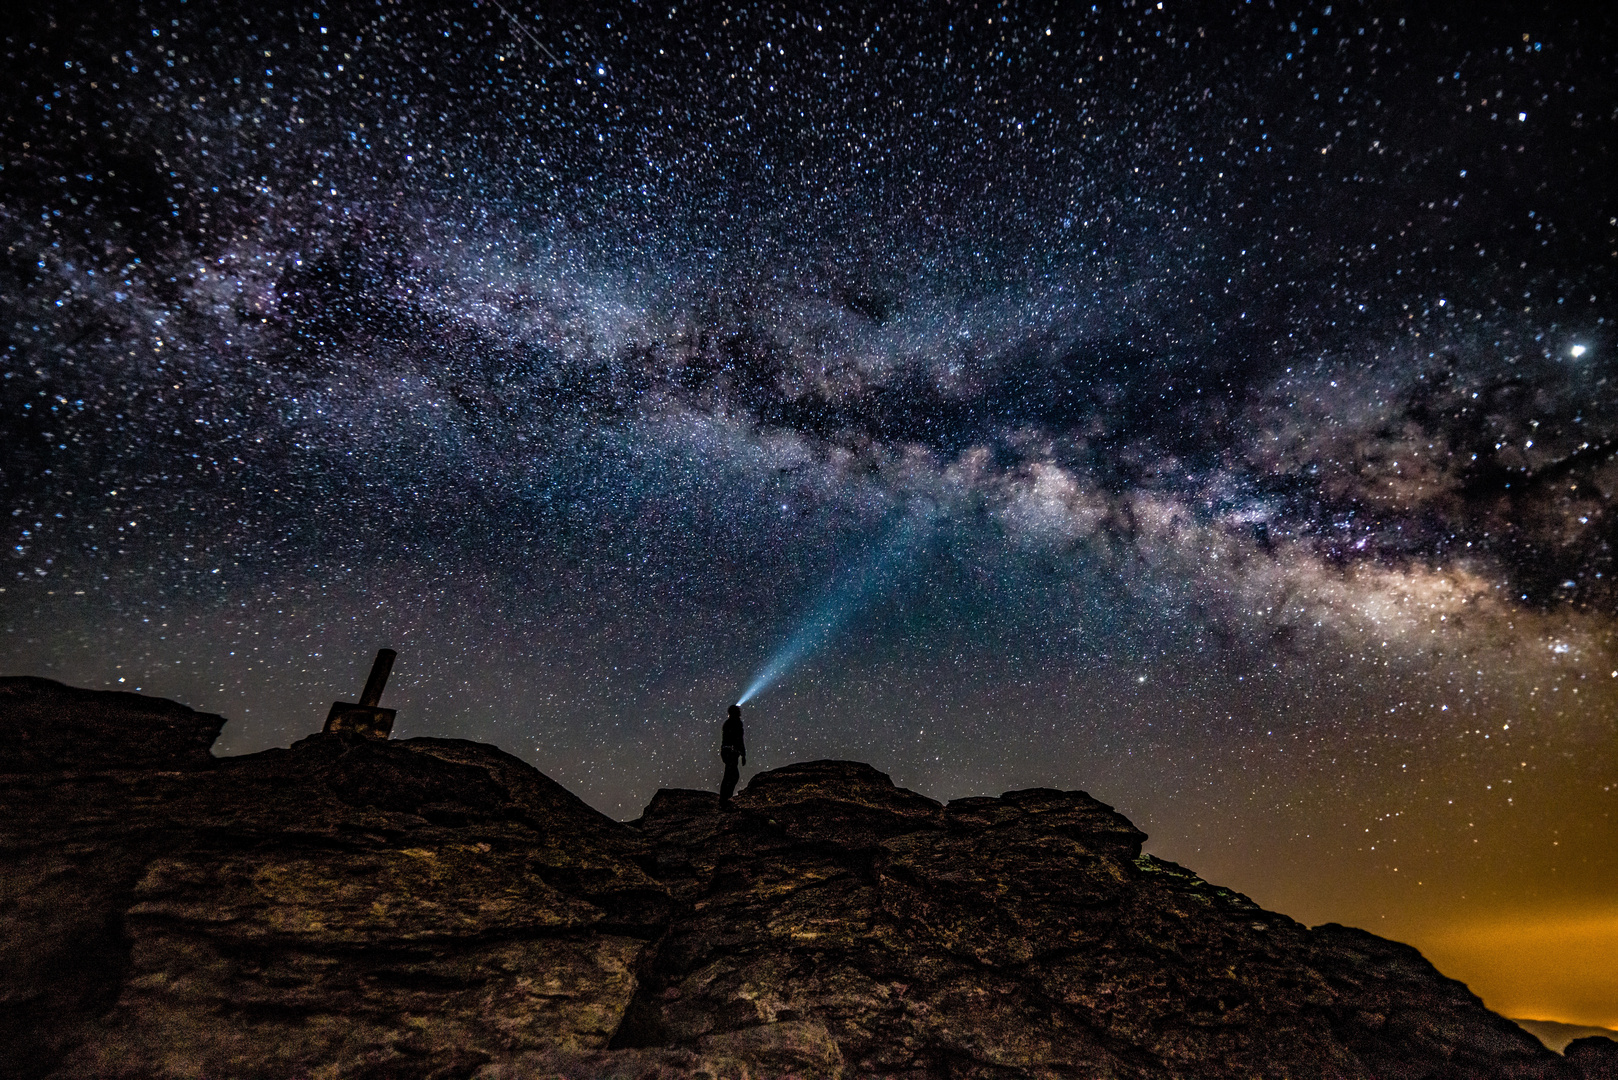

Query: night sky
[3,0,1615,1028]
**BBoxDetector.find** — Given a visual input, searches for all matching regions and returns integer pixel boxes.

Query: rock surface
[1566,1038,1618,1080]
[0,677,1588,1079]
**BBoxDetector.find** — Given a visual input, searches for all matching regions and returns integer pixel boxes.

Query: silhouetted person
[719,703,746,808]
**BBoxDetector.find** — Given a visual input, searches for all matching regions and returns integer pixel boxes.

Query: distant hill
[0,675,1602,1079]
[1516,1018,1618,1053]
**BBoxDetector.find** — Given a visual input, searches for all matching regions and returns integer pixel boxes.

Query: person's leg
[720,756,739,803]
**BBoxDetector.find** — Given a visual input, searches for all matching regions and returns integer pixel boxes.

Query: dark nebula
[2,0,1614,1025]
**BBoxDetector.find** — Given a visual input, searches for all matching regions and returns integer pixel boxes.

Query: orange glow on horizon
[1412,909,1618,1030]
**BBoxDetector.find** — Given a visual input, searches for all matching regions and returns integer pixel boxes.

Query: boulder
[1567,1035,1618,1080]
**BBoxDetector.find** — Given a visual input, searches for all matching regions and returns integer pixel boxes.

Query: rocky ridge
[0,676,1606,1079]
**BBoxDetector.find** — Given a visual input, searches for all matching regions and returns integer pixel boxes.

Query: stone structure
[322,647,398,739]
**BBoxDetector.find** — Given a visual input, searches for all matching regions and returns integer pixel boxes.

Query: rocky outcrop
[0,678,1586,1079]
[1,681,667,1080]
[1566,1038,1618,1080]
[610,763,1566,1080]
[0,676,225,773]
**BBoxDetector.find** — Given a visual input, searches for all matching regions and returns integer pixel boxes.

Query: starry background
[3,0,1615,1028]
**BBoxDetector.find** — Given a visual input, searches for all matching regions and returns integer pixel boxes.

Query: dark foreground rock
[0,678,1584,1079]
[1566,1038,1618,1080]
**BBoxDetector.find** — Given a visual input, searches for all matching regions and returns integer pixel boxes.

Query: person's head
[728,704,741,721]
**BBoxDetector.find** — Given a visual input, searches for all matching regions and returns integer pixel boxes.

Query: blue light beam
[736,516,922,705]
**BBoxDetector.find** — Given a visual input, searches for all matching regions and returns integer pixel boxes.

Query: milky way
[3,0,1615,1024]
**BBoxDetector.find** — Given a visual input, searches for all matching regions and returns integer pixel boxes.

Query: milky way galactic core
[2,0,1615,1026]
